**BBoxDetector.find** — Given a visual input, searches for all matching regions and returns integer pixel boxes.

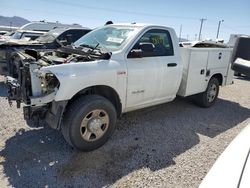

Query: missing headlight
[41,73,60,94]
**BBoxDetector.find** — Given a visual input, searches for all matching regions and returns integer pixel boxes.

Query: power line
[42,0,199,21]
[216,20,224,39]
[179,24,182,42]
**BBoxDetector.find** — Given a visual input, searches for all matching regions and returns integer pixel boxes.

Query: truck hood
[39,59,110,78]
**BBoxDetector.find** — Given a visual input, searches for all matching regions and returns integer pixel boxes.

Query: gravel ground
[0,75,249,188]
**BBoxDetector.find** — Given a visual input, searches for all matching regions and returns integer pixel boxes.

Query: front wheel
[61,95,117,151]
[194,77,220,108]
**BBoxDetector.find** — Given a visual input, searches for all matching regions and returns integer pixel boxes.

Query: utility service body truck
[6,23,234,151]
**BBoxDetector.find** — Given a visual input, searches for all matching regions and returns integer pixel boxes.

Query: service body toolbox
[178,47,233,97]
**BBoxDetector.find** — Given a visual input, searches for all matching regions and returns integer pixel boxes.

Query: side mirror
[139,42,155,53]
[128,49,143,58]
[128,42,155,58]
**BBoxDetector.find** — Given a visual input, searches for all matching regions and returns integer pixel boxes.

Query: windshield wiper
[78,43,104,55]
[57,46,111,60]
[79,44,95,49]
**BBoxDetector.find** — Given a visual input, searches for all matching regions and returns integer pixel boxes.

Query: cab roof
[108,23,174,30]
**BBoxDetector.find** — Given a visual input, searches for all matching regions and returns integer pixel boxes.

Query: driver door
[125,29,167,109]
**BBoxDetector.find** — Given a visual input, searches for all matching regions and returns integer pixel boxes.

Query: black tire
[194,77,220,108]
[61,95,117,151]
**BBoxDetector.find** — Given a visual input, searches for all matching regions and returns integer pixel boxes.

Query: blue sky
[2,0,250,41]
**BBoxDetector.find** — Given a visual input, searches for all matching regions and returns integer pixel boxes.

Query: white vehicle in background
[0,30,46,45]
[231,36,250,77]
[179,40,228,48]
[20,21,82,32]
[9,30,46,41]
[199,124,250,188]
[0,31,15,44]
[6,23,234,151]
[0,31,8,35]
[227,34,250,47]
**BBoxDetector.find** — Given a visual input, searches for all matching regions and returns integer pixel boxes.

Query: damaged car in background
[0,27,91,76]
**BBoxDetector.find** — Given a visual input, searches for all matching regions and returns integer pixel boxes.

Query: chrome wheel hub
[88,118,102,132]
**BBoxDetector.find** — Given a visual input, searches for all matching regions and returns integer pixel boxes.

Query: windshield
[74,26,137,52]
[11,31,22,39]
[36,28,65,43]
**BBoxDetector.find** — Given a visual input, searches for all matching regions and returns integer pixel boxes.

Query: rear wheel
[61,95,117,151]
[194,77,220,108]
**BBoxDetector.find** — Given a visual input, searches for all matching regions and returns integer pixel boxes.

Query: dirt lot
[0,76,249,188]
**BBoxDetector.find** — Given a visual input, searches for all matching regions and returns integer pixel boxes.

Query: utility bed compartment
[177,47,233,97]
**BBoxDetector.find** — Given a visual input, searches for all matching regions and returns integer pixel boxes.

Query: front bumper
[5,76,22,108]
[4,51,66,129]
[6,75,66,129]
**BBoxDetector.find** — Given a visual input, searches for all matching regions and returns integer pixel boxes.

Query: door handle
[167,63,177,67]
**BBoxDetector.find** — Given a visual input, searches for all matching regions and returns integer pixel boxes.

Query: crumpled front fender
[38,59,120,102]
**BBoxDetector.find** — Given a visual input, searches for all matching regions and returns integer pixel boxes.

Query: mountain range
[0,16,30,27]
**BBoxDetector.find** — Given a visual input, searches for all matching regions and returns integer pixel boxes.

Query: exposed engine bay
[23,45,112,67]
[5,46,111,128]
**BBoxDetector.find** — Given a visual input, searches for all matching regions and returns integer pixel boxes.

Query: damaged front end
[5,50,66,129]
[5,46,111,129]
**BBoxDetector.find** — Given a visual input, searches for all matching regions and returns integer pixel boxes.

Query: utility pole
[216,20,224,39]
[198,18,206,41]
[9,21,12,31]
[179,24,182,42]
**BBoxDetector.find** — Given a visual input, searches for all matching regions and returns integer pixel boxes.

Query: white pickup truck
[6,23,234,151]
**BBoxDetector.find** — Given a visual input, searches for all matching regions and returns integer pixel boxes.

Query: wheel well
[211,73,223,85]
[67,85,122,117]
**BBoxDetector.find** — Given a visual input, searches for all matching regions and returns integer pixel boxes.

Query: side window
[128,29,174,58]
[57,30,90,45]
[70,30,90,42]
[57,31,69,41]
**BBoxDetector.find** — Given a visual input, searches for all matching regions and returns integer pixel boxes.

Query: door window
[128,29,174,57]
